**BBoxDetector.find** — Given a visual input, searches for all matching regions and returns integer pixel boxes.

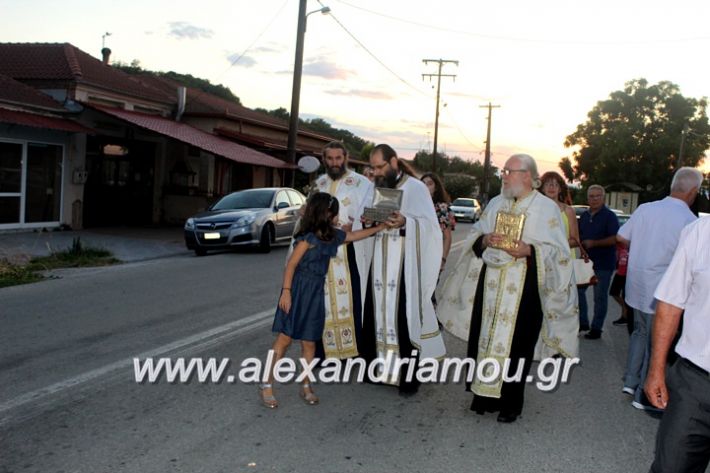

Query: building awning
[215,126,368,166]
[0,108,94,134]
[90,105,296,170]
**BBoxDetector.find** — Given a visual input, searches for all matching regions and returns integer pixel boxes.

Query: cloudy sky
[3,0,710,173]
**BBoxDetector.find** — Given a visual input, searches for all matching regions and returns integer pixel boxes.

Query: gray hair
[670,167,703,194]
[587,184,605,196]
[509,153,541,188]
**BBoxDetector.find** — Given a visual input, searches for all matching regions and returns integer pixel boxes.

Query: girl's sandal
[259,384,278,409]
[299,383,319,405]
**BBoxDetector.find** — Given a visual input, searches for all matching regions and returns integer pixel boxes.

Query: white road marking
[0,309,273,422]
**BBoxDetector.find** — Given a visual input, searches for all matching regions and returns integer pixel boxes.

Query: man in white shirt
[644,216,710,473]
[617,167,702,411]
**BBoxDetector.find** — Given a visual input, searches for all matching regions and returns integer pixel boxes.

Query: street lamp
[285,1,330,186]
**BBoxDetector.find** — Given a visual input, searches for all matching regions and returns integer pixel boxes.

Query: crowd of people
[258,141,709,472]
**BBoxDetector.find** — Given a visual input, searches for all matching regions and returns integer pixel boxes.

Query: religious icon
[491,211,526,250]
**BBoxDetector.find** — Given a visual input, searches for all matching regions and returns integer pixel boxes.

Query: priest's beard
[502,182,525,199]
[327,164,347,180]
[374,167,399,188]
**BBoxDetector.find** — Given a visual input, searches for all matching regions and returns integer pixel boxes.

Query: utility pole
[286,0,308,187]
[479,102,500,203]
[676,123,690,170]
[422,59,458,174]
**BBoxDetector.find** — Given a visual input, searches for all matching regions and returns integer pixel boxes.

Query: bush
[444,174,478,200]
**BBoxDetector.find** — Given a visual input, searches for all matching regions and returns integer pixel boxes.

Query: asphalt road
[0,224,667,473]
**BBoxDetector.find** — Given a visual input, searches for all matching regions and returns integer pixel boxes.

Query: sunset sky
[3,0,710,174]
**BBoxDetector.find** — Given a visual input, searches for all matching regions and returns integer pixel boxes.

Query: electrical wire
[332,0,710,46]
[323,9,433,99]
[219,0,289,77]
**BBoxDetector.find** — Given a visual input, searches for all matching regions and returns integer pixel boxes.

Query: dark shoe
[496,412,518,423]
[612,317,628,326]
[584,329,602,340]
[398,383,420,397]
[578,324,590,332]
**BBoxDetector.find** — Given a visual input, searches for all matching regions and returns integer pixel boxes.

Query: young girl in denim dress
[259,192,387,408]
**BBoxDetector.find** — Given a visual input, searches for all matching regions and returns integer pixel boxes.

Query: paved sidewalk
[0,227,189,263]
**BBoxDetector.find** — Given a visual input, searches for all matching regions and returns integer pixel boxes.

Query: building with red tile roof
[0,42,332,230]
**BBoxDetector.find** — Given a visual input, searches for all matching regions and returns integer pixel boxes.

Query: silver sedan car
[184,187,305,255]
[450,197,482,222]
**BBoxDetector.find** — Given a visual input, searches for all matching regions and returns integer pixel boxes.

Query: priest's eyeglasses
[501,168,528,176]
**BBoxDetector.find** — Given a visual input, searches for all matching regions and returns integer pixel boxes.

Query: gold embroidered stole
[472,194,534,398]
[322,177,359,359]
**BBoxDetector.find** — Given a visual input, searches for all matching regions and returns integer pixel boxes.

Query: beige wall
[62,133,87,229]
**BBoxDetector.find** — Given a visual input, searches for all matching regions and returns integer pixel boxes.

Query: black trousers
[650,357,710,473]
[466,253,543,417]
[361,265,420,393]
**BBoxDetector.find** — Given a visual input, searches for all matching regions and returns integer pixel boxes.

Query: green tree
[563,79,710,200]
[443,174,477,200]
[253,108,374,160]
[114,61,241,104]
[412,150,500,198]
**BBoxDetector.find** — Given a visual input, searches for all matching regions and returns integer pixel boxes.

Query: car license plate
[204,232,221,240]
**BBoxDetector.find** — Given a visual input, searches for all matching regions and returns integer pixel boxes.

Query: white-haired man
[438,154,579,422]
[618,167,701,411]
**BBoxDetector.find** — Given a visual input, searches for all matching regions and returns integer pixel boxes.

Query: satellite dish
[298,155,320,174]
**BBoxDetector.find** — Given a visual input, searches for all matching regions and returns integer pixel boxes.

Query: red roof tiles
[0,74,66,111]
[0,108,93,134]
[0,43,173,104]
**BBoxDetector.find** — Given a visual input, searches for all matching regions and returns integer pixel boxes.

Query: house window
[0,140,63,227]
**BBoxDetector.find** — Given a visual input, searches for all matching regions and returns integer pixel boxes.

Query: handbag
[571,240,598,288]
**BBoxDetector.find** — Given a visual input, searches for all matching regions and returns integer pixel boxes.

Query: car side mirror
[277,202,290,210]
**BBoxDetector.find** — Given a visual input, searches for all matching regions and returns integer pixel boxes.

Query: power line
[219,0,289,78]
[324,10,433,99]
[422,59,458,173]
[332,0,710,46]
[442,105,483,153]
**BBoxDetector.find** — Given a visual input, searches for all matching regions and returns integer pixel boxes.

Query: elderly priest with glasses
[438,153,579,423]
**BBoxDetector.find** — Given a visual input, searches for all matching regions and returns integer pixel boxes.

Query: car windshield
[211,190,274,210]
[452,199,474,207]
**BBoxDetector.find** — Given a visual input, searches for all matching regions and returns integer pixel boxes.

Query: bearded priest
[359,144,446,395]
[313,141,375,361]
[438,153,578,422]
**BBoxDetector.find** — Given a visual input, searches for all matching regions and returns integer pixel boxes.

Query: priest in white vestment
[314,141,374,359]
[438,154,578,422]
[360,144,446,394]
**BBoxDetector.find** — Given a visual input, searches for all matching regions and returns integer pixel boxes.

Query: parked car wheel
[258,224,273,253]
[194,248,207,257]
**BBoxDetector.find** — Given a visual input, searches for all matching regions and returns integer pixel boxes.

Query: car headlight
[184,218,195,230]
[233,214,256,227]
